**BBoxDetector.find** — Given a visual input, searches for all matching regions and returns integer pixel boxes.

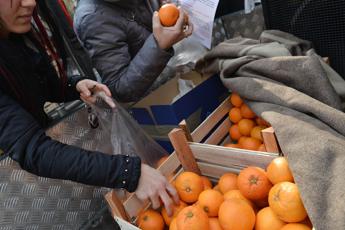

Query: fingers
[159,189,174,216]
[184,22,193,37]
[95,84,112,97]
[80,94,96,105]
[150,192,161,210]
[98,93,116,108]
[152,11,161,29]
[174,8,186,29]
[166,183,180,205]
[78,82,92,97]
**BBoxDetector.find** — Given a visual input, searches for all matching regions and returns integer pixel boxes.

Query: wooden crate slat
[157,153,181,177]
[190,143,276,169]
[197,162,242,179]
[261,127,280,153]
[192,98,231,142]
[204,117,231,145]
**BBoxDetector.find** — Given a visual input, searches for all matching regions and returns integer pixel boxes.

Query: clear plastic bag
[48,96,169,169]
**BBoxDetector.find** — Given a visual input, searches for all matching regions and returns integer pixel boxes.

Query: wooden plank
[192,98,231,143]
[261,127,280,153]
[156,152,181,178]
[190,143,277,169]
[168,128,201,175]
[179,120,193,142]
[205,118,231,145]
[105,191,130,221]
[198,162,241,179]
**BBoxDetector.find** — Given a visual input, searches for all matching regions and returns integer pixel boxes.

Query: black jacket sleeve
[0,89,141,192]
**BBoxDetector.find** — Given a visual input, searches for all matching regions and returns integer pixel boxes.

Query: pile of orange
[137,157,312,230]
[225,93,270,151]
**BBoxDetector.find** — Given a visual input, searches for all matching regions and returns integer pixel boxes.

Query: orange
[300,217,313,228]
[161,201,187,226]
[218,198,256,230]
[137,209,165,230]
[268,182,307,223]
[250,126,265,141]
[201,176,213,190]
[255,207,286,230]
[169,218,178,230]
[229,108,242,123]
[280,223,312,230]
[256,117,270,127]
[175,172,204,203]
[209,218,223,230]
[223,190,254,208]
[238,119,255,136]
[158,4,179,27]
[213,185,221,193]
[224,143,240,148]
[198,189,224,217]
[229,124,242,141]
[237,166,272,200]
[218,173,238,194]
[240,104,256,119]
[230,93,243,107]
[267,157,294,184]
[254,196,269,209]
[238,136,248,147]
[241,137,262,151]
[176,206,210,230]
[156,155,169,167]
[258,144,267,152]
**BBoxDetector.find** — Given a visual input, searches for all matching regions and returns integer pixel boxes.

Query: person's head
[0,0,36,38]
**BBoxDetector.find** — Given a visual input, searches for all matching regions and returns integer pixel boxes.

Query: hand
[76,79,115,108]
[153,7,193,50]
[135,164,180,216]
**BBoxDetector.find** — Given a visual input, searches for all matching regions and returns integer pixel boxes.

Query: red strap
[58,0,74,27]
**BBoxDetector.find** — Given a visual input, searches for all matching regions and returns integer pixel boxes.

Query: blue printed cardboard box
[130,71,227,152]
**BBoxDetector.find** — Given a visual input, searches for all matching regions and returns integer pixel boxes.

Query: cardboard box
[130,71,227,151]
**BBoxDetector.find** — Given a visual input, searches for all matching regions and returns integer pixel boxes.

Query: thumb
[78,83,92,97]
[152,11,161,28]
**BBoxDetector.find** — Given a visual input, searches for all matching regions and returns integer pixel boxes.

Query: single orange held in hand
[229,107,242,123]
[229,124,242,141]
[159,3,179,27]
[198,189,224,217]
[238,119,255,136]
[268,182,307,223]
[218,198,255,230]
[137,209,165,230]
[238,166,272,200]
[230,93,243,107]
[240,104,256,119]
[255,207,286,230]
[218,173,238,194]
[267,157,294,184]
[175,172,204,203]
[176,206,210,230]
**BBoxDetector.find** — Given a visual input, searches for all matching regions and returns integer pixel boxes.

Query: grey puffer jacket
[74,0,174,102]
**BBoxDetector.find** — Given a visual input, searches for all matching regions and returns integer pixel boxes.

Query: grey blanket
[195,30,345,230]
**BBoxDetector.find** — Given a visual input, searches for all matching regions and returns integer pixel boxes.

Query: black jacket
[0,35,141,192]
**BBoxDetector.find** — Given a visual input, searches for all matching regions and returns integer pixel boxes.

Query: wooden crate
[180,97,281,154]
[105,99,280,228]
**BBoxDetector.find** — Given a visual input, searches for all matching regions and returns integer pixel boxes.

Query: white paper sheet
[180,0,220,49]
